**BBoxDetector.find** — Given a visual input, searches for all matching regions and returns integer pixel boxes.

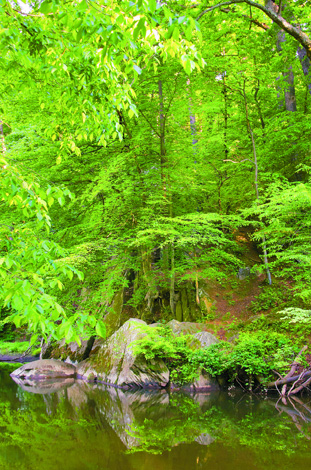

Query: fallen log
[267,370,311,388]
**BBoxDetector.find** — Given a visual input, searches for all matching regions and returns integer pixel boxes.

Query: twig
[288,370,306,395]
[290,375,311,396]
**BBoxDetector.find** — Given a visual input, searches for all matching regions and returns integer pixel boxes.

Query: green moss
[88,347,113,376]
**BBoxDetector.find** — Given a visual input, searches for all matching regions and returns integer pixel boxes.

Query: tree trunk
[243,82,272,285]
[187,79,198,149]
[158,78,168,273]
[158,79,175,313]
[297,46,311,99]
[276,30,297,112]
[158,79,167,198]
[223,77,229,160]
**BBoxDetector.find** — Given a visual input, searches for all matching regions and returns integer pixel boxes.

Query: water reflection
[1,365,311,470]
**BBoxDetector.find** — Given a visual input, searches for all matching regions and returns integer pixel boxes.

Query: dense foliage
[1,0,311,342]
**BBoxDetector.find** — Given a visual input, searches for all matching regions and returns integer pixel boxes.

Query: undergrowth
[0,341,30,354]
[132,325,302,387]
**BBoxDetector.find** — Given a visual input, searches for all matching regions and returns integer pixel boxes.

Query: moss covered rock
[77,319,169,389]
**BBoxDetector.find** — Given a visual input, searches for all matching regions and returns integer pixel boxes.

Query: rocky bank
[11,319,220,392]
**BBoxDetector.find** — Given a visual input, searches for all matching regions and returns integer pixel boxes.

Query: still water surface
[1,363,311,470]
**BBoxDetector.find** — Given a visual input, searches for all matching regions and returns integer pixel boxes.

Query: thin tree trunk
[243,82,272,285]
[142,247,157,312]
[254,83,266,138]
[223,76,229,160]
[297,46,311,98]
[158,80,174,310]
[158,78,169,272]
[169,189,175,315]
[195,252,200,305]
[158,79,167,198]
[187,79,198,149]
[277,30,297,112]
[170,241,175,314]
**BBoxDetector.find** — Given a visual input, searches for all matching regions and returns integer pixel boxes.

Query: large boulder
[164,320,219,349]
[166,319,210,336]
[192,368,220,391]
[10,359,76,380]
[88,337,105,357]
[77,319,170,389]
[163,320,219,390]
[170,368,220,393]
[192,331,219,349]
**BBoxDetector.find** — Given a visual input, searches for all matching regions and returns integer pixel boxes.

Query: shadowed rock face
[77,319,170,389]
[41,337,95,363]
[10,359,76,380]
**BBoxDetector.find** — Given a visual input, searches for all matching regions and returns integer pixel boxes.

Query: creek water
[1,363,311,470]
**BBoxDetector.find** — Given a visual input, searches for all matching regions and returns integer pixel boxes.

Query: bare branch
[197,0,246,20]
[196,0,311,59]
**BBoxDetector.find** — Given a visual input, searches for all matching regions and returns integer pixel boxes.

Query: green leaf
[96,321,106,338]
[36,304,44,314]
[30,334,39,347]
[149,0,157,13]
[133,18,145,41]
[39,0,53,14]
[79,0,88,11]
[172,26,179,41]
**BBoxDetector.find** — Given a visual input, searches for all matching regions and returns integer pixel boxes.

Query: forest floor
[203,274,266,341]
[201,228,292,340]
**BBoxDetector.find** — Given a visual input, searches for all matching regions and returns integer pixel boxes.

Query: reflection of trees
[125,393,311,458]
[274,395,311,441]
[1,374,311,469]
